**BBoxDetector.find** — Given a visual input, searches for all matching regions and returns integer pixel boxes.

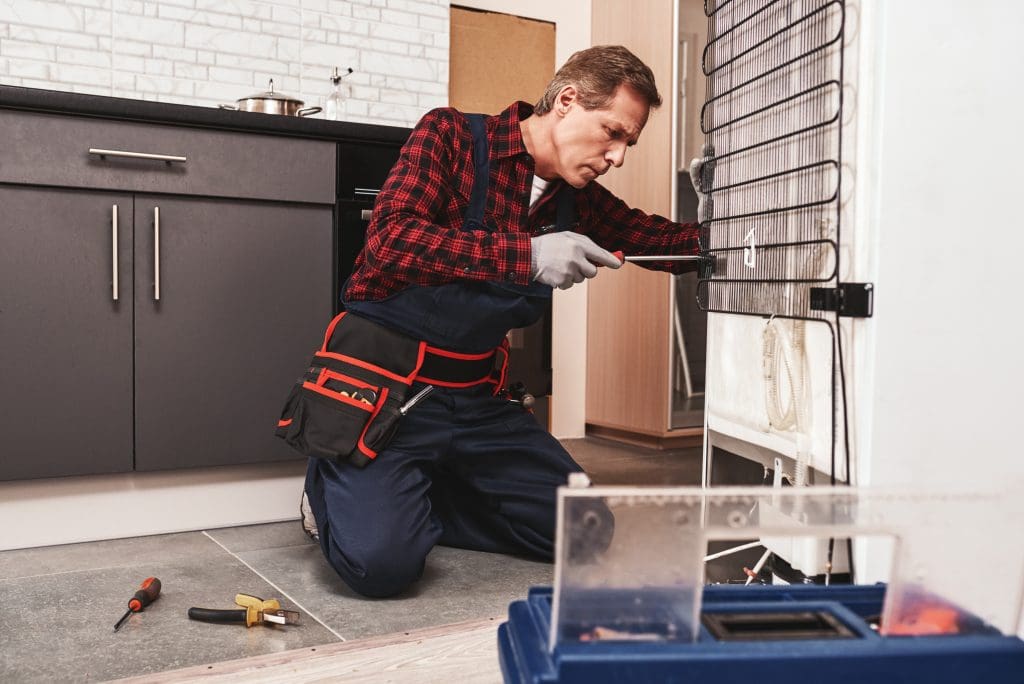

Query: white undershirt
[530,175,550,208]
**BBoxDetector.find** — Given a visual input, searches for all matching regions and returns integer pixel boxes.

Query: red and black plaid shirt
[344,101,701,302]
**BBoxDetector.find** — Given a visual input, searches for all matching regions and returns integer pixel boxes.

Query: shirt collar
[490,101,534,160]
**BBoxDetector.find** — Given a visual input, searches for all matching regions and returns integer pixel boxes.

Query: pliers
[188,593,301,627]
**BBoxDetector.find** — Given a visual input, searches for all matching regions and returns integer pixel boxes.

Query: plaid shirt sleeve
[575,181,703,274]
[348,108,531,301]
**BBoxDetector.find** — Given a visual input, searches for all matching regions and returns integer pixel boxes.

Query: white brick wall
[0,0,449,127]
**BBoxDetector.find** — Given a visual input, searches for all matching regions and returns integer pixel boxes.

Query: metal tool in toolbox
[188,593,300,627]
[498,485,1024,683]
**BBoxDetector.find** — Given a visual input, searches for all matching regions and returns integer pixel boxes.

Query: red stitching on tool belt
[320,311,348,351]
[413,344,501,387]
[317,369,379,390]
[492,338,510,395]
[302,382,376,410]
[356,386,390,458]
[415,374,493,388]
[314,350,418,385]
[423,345,496,361]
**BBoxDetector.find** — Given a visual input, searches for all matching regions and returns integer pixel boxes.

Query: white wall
[858,0,1024,490]
[0,0,449,127]
[855,5,1024,620]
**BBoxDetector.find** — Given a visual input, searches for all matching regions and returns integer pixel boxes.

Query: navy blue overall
[304,114,585,598]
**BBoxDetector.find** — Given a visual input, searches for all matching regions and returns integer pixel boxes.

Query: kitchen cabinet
[0,108,335,480]
[0,186,135,479]
[132,196,331,471]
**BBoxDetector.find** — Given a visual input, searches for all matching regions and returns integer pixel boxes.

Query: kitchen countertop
[0,84,409,144]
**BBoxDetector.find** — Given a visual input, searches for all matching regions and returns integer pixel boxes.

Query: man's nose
[606,142,627,168]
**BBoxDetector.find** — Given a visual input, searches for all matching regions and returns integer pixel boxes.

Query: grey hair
[534,45,662,115]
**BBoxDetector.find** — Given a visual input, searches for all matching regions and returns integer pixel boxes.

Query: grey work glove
[688,143,716,224]
[529,232,622,290]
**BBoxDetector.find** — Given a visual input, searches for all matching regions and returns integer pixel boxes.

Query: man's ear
[555,85,577,115]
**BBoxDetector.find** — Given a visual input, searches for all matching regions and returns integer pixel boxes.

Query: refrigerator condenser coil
[696,0,845,320]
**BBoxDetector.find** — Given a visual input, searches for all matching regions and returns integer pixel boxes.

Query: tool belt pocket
[275,312,424,467]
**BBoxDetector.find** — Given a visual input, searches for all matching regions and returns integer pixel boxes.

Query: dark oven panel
[337,140,403,200]
[336,139,405,311]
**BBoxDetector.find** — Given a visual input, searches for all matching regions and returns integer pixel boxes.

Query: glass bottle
[324,67,353,121]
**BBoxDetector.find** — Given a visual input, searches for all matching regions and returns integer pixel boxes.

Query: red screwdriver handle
[128,577,162,612]
[596,250,625,268]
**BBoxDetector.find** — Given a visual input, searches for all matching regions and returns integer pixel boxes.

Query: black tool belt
[416,339,509,389]
[275,312,507,467]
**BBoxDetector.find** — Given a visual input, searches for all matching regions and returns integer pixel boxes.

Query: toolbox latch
[809,283,874,318]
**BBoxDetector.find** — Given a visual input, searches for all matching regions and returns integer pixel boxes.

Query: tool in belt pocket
[275,312,426,468]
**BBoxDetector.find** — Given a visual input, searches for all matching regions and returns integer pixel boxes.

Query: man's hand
[688,143,716,224]
[530,232,622,290]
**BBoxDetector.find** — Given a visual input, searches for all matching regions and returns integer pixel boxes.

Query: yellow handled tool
[187,593,300,627]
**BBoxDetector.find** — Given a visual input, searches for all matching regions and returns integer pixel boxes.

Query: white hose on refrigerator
[763,316,810,486]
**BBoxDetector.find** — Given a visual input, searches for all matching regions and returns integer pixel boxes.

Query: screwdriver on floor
[114,577,162,632]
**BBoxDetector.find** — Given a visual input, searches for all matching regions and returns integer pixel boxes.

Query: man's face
[549,84,650,188]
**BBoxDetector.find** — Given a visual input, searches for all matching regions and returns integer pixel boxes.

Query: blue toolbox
[498,485,1024,683]
[498,584,1024,683]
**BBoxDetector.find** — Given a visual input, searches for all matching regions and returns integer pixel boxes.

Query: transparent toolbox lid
[551,483,1024,649]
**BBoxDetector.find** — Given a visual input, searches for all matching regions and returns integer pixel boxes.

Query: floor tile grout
[201,530,347,642]
[1,439,698,681]
[0,566,125,582]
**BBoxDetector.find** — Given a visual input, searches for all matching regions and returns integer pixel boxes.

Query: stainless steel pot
[219,79,322,117]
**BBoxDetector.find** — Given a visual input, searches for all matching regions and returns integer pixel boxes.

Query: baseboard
[0,461,306,551]
[585,423,704,450]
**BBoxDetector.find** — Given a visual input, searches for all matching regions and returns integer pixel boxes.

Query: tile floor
[0,438,702,682]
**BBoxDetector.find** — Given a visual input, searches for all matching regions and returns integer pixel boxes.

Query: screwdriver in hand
[114,577,162,632]
[610,250,708,263]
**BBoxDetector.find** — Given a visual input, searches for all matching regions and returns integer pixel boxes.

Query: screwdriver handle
[128,576,162,612]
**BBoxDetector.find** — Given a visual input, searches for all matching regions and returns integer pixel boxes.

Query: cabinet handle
[360,209,373,221]
[89,148,187,164]
[153,207,161,301]
[354,188,380,197]
[111,204,119,301]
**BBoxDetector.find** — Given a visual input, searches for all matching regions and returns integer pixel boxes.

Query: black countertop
[0,84,410,145]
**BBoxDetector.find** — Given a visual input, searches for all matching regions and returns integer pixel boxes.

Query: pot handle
[298,106,323,117]
[218,104,238,110]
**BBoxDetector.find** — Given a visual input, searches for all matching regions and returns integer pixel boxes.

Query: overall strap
[467,111,577,232]
[555,183,577,231]
[465,113,490,229]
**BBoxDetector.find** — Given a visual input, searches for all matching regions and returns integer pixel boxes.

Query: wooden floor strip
[115,616,506,683]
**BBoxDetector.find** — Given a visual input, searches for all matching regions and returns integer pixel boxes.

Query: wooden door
[449,6,555,114]
[586,0,682,441]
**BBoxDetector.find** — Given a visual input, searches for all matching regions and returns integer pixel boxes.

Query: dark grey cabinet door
[0,186,134,480]
[133,196,332,471]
